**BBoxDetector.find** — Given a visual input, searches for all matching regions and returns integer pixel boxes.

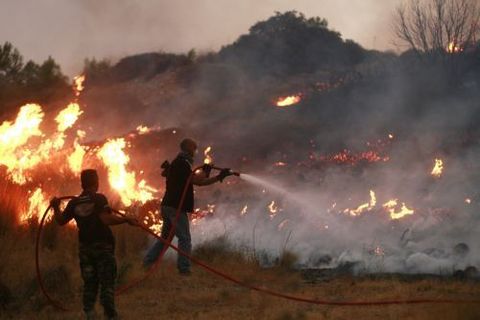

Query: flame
[136,125,150,135]
[21,187,48,223]
[382,199,414,220]
[465,198,472,204]
[0,104,44,184]
[276,94,301,107]
[344,190,376,216]
[68,140,86,175]
[204,146,213,164]
[431,158,443,178]
[447,42,462,54]
[240,205,248,216]
[268,200,278,219]
[73,74,85,97]
[97,138,157,206]
[55,103,83,132]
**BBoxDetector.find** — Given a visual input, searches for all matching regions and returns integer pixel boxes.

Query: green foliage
[0,42,69,114]
[218,11,366,77]
[83,57,112,82]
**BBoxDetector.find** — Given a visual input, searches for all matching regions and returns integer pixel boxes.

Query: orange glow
[268,200,278,219]
[383,199,414,220]
[0,104,44,184]
[447,42,462,54]
[97,138,157,206]
[68,140,86,175]
[136,125,150,135]
[21,188,48,224]
[240,205,248,216]
[73,74,85,97]
[204,146,213,164]
[344,190,376,216]
[55,103,83,132]
[431,159,443,178]
[276,95,301,107]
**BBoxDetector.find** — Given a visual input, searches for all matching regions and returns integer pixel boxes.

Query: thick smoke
[18,9,479,275]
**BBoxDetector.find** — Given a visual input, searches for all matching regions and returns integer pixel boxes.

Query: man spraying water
[143,138,235,274]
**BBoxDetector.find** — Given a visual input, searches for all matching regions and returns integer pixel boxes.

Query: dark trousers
[79,242,117,318]
[143,205,192,272]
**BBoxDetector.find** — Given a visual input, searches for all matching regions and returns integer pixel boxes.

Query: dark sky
[0,0,401,76]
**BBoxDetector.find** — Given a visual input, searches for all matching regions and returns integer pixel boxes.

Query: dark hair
[81,169,99,189]
[180,138,197,152]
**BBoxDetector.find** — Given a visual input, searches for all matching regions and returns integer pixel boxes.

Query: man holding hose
[143,138,234,274]
[50,169,138,320]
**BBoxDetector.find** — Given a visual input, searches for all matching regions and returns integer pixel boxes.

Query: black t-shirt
[161,155,194,212]
[63,191,115,245]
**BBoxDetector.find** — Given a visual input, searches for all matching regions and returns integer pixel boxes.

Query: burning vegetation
[1,6,480,317]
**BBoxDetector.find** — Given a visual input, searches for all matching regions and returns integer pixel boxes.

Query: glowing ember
[136,125,150,135]
[268,200,278,219]
[344,190,376,216]
[383,199,414,220]
[240,205,248,216]
[275,94,301,107]
[431,158,444,178]
[447,41,462,54]
[97,138,157,206]
[73,74,85,97]
[204,146,213,164]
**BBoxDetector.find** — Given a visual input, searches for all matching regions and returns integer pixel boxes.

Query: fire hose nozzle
[211,166,240,177]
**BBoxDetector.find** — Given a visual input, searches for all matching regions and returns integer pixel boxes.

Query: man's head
[81,169,99,191]
[180,138,198,158]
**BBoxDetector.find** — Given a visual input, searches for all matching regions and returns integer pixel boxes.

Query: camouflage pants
[79,243,117,319]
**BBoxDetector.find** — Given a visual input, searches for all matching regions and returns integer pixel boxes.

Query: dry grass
[1,227,480,320]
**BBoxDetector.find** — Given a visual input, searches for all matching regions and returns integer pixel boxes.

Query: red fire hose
[35,169,480,312]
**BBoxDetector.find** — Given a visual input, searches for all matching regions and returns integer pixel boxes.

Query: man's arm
[99,211,138,226]
[192,170,221,186]
[50,198,72,226]
[192,167,234,186]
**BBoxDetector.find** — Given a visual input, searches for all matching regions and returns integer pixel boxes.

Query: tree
[218,11,366,77]
[395,0,480,57]
[0,42,23,78]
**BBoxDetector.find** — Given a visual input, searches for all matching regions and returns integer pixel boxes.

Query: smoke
[3,3,480,276]
[0,0,401,75]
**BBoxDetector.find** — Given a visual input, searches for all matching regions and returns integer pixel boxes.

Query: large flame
[97,138,157,206]
[0,104,44,184]
[55,103,83,132]
[21,187,48,224]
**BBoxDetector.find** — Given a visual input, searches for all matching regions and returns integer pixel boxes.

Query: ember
[275,94,301,107]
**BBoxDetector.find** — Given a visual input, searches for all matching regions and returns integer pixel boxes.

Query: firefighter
[50,169,138,320]
[143,138,234,274]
